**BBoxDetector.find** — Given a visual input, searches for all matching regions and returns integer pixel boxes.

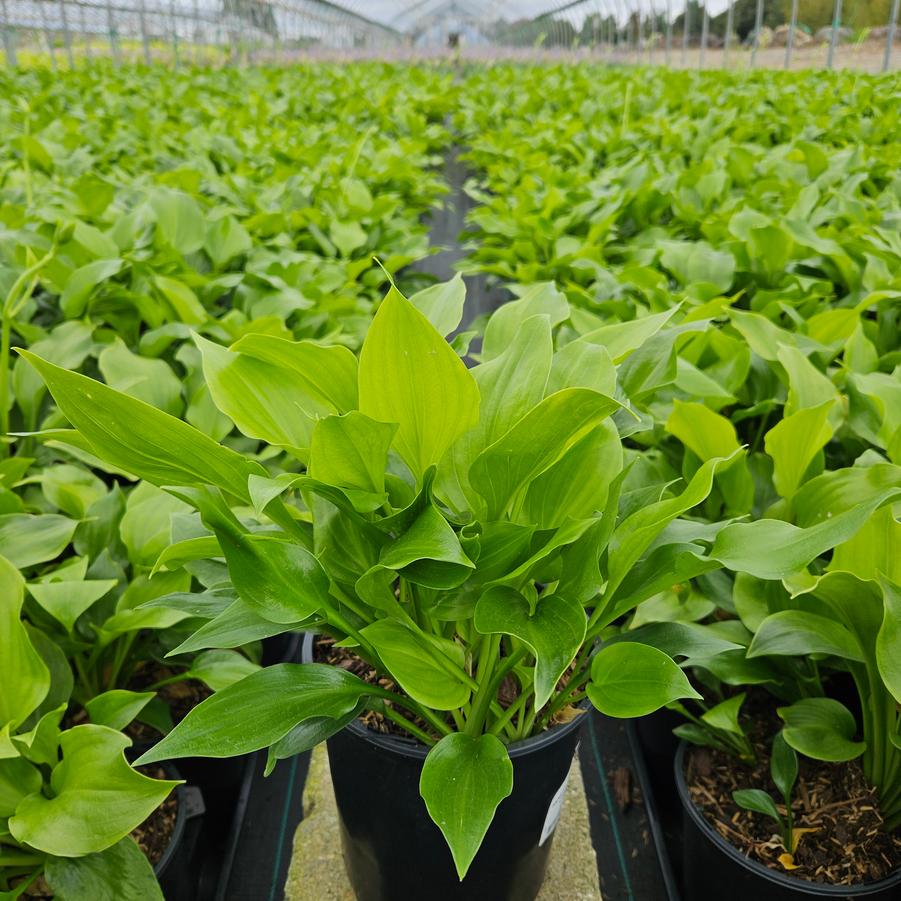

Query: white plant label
[538,771,570,846]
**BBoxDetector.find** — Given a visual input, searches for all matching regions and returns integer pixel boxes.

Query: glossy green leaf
[771,732,798,801]
[45,836,164,901]
[474,587,586,709]
[85,690,155,731]
[182,649,261,692]
[26,578,117,633]
[0,555,49,729]
[778,698,865,762]
[587,643,700,717]
[877,576,901,703]
[9,725,178,856]
[136,664,372,763]
[470,388,620,521]
[0,513,77,568]
[765,401,835,498]
[419,732,513,879]
[361,619,470,710]
[359,287,480,481]
[733,789,781,823]
[748,610,865,661]
[309,412,397,511]
[408,272,466,336]
[712,487,901,580]
[17,351,262,502]
[229,334,358,414]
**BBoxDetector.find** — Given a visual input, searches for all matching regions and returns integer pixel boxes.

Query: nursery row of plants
[0,61,899,900]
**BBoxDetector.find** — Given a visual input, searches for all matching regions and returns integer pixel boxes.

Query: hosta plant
[0,554,176,899]
[20,280,825,878]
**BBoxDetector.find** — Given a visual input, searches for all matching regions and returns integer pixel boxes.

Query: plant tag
[538,771,570,846]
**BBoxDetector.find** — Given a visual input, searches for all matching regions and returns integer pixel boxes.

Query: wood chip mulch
[686,739,901,886]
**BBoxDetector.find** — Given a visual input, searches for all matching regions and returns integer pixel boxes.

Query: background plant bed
[675,742,901,899]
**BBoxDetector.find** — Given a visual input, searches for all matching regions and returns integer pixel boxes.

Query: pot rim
[343,701,589,761]
[674,740,901,896]
[153,765,187,878]
[301,630,588,761]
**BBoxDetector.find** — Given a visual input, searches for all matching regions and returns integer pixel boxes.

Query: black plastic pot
[326,710,586,901]
[154,766,206,901]
[634,706,682,815]
[675,742,901,900]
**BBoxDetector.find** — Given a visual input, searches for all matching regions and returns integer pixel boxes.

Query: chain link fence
[0,0,898,69]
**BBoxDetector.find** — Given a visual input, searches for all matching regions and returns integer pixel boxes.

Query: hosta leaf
[588,643,700,717]
[474,587,586,709]
[419,733,513,879]
[778,698,865,762]
[359,287,479,481]
[470,388,620,521]
[17,351,262,502]
[361,619,470,710]
[877,576,901,703]
[45,836,164,901]
[408,272,466,336]
[748,610,865,661]
[9,725,178,856]
[136,664,372,763]
[85,691,155,731]
[0,555,50,729]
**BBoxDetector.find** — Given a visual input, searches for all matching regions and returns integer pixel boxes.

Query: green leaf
[470,388,620,521]
[604,454,735,603]
[587,643,700,718]
[711,487,901,580]
[98,339,183,416]
[419,732,513,879]
[229,334,358,414]
[182,649,261,692]
[0,513,77,568]
[0,555,49,729]
[309,412,397,511]
[378,504,474,589]
[196,334,324,456]
[85,690,155,731]
[167,599,310,655]
[733,789,782,823]
[876,575,901,703]
[480,282,569,361]
[178,487,329,624]
[701,693,746,736]
[408,273,466,337]
[617,622,742,660]
[361,619,470,710]
[770,732,798,801]
[747,610,865,661]
[579,307,679,362]
[45,836,164,901]
[359,287,480,481]
[60,258,123,318]
[0,756,42,818]
[474,588,586,709]
[17,351,262,502]
[135,663,371,763]
[150,188,205,254]
[9,725,178,856]
[265,701,366,777]
[778,698,866,762]
[26,578,117,633]
[153,274,207,325]
[205,215,252,269]
[765,401,835,498]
